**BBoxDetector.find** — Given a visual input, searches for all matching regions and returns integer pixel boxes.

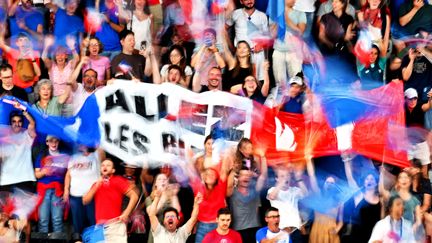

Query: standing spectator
[83,159,139,242]
[404,88,432,177]
[229,64,270,104]
[41,35,79,116]
[267,167,308,243]
[32,79,71,116]
[228,159,268,243]
[398,0,432,37]
[0,63,28,101]
[192,66,223,93]
[68,56,98,115]
[256,207,290,243]
[316,0,356,22]
[0,32,41,89]
[34,135,68,234]
[357,0,391,44]
[160,45,192,87]
[95,0,124,60]
[294,0,316,41]
[202,208,242,243]
[111,29,152,82]
[117,0,153,52]
[0,105,36,243]
[221,40,255,91]
[402,45,432,102]
[63,146,104,241]
[81,36,111,87]
[225,0,269,81]
[8,0,44,46]
[271,0,306,85]
[46,0,84,49]
[148,189,202,242]
[369,195,416,242]
[191,28,226,86]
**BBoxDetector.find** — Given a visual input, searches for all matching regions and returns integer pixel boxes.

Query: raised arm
[306,157,320,194]
[255,155,268,192]
[402,49,416,81]
[68,56,89,92]
[399,3,423,27]
[82,178,102,205]
[14,101,36,138]
[261,60,270,97]
[221,33,236,70]
[148,189,162,232]
[183,192,203,234]
[41,36,54,70]
[342,153,359,190]
[378,166,391,201]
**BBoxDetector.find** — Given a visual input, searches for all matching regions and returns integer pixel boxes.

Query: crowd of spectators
[0,0,432,242]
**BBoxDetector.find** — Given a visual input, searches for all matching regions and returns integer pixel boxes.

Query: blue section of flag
[266,0,285,40]
[0,95,101,147]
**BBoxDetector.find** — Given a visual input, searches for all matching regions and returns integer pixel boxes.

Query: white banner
[94,81,254,166]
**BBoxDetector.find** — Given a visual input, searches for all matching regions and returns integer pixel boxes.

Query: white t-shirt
[0,131,36,185]
[267,186,304,229]
[369,216,415,243]
[153,223,190,243]
[68,152,100,196]
[72,83,93,116]
[129,14,152,50]
[294,0,316,13]
[226,8,269,47]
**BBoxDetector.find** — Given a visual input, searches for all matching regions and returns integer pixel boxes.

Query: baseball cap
[404,88,418,99]
[46,135,58,141]
[289,76,303,86]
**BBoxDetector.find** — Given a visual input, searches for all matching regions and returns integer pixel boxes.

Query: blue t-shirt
[281,94,304,114]
[35,151,68,184]
[256,226,291,243]
[54,8,84,46]
[9,7,44,36]
[95,5,121,51]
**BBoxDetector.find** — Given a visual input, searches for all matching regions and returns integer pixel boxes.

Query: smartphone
[140,41,147,51]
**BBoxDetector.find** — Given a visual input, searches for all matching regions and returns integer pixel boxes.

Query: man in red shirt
[83,159,138,242]
[202,207,242,243]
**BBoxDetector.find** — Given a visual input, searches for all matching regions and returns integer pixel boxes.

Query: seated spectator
[221,40,255,92]
[160,45,192,87]
[0,63,28,101]
[83,159,138,243]
[191,28,226,87]
[81,36,111,87]
[0,32,41,90]
[111,29,152,82]
[192,66,223,93]
[202,208,242,243]
[230,67,270,104]
[256,207,290,243]
[369,195,416,242]
[34,135,68,234]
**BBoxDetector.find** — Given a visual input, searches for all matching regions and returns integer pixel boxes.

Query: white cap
[289,76,303,86]
[404,88,418,99]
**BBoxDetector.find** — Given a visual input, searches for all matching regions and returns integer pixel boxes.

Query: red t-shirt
[94,175,131,224]
[202,229,243,243]
[148,0,160,6]
[5,49,40,88]
[190,177,227,223]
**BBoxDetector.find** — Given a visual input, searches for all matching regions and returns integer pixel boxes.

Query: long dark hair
[232,41,254,79]
[168,45,187,71]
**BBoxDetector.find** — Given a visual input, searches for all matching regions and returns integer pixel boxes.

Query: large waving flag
[0,81,409,167]
[266,0,285,40]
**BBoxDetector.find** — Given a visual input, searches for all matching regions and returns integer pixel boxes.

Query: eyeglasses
[165,215,177,219]
[89,43,100,47]
[266,215,280,219]
[84,74,97,78]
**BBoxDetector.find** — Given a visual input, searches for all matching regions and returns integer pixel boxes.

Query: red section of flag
[83,9,103,34]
